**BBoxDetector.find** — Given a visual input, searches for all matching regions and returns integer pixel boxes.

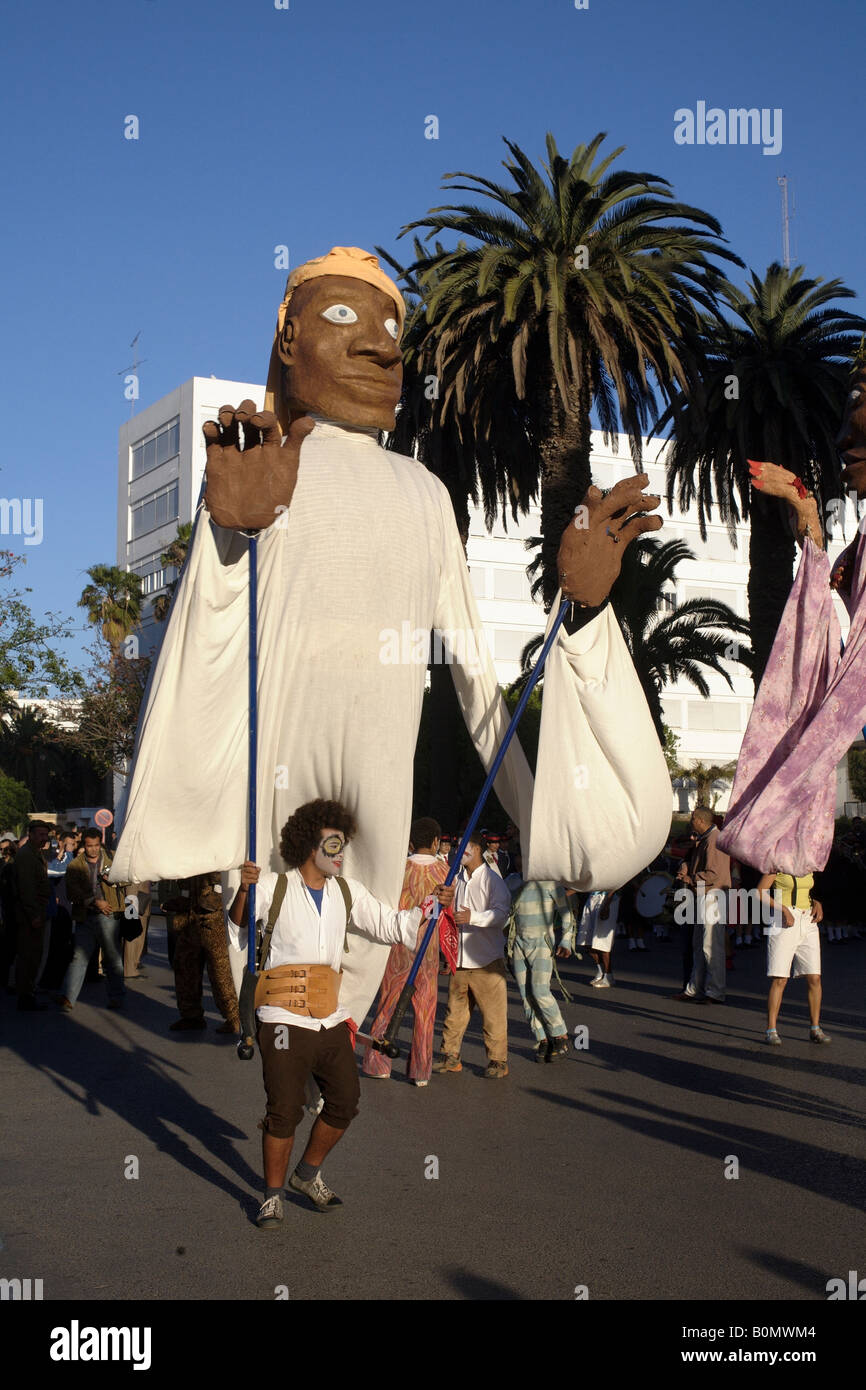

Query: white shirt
[454,861,512,968]
[227,867,421,1030]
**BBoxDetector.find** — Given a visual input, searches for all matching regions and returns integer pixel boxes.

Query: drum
[636,871,674,919]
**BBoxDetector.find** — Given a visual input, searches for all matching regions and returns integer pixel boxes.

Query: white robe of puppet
[110,418,670,1022]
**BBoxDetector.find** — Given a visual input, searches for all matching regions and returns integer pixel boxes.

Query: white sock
[593,961,603,980]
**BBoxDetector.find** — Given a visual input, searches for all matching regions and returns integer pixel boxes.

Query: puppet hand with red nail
[748,458,823,546]
[203,400,315,531]
[556,474,663,608]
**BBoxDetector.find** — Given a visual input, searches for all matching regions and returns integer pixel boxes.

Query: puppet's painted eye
[850,388,862,401]
[384,317,399,341]
[321,304,358,325]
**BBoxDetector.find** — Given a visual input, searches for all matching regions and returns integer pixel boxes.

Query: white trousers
[686,889,726,1001]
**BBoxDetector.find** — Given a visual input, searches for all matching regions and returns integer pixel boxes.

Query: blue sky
[1,0,863,676]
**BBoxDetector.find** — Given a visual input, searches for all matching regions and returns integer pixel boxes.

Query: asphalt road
[1,922,863,1303]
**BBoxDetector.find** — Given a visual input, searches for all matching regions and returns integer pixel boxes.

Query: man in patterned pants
[164,873,240,1034]
[361,818,448,1086]
[509,879,575,1062]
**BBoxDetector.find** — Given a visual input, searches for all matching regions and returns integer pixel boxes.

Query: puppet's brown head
[837,363,866,497]
[265,247,404,434]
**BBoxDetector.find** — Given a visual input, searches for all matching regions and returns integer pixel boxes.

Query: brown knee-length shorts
[257,1019,360,1138]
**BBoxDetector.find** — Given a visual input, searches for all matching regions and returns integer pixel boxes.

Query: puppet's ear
[276,315,297,368]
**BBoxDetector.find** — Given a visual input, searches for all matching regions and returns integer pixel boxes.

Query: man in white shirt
[435,834,513,1078]
[228,798,452,1228]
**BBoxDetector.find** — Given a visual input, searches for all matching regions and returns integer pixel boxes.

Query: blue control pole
[237,534,259,1059]
[372,599,571,1057]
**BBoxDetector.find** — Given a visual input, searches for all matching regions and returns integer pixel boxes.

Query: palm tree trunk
[748,493,796,689]
[538,370,592,610]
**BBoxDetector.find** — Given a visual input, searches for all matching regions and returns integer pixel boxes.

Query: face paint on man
[315,832,346,877]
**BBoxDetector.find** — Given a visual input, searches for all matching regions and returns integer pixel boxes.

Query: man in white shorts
[577,889,619,988]
[758,872,831,1046]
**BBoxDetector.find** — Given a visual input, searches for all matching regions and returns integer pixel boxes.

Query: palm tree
[510,535,752,742]
[392,131,742,607]
[152,523,193,622]
[78,565,143,653]
[0,706,65,807]
[657,262,866,685]
[672,759,738,809]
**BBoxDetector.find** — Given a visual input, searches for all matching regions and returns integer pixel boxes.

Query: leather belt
[254,963,342,1018]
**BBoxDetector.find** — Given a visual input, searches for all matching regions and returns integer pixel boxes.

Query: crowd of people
[2,796,860,1227]
[3,809,862,1048]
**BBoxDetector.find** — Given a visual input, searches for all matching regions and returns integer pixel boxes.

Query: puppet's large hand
[203,401,315,530]
[556,474,662,607]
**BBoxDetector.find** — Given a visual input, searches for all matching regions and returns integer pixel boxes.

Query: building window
[713,703,741,732]
[469,567,487,598]
[131,482,179,540]
[661,697,683,728]
[708,531,735,562]
[130,551,178,596]
[686,700,741,732]
[131,418,180,480]
[686,701,714,731]
[494,629,538,663]
[492,567,529,602]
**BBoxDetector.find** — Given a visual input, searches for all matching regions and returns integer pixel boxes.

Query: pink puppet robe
[718,530,866,876]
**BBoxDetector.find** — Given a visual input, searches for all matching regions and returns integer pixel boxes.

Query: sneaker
[56,996,74,1013]
[591,963,604,983]
[548,1035,570,1059]
[765,1029,781,1046]
[592,974,613,988]
[288,1170,343,1212]
[810,1026,831,1044]
[628,939,637,952]
[255,1195,284,1229]
[410,1079,429,1087]
[483,1060,509,1079]
[636,939,647,951]
[534,1041,548,1063]
[432,1053,462,1073]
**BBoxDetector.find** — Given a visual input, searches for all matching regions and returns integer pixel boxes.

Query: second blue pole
[371,599,571,1058]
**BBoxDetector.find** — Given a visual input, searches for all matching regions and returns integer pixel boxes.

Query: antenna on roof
[777,176,792,269]
[117,331,149,418]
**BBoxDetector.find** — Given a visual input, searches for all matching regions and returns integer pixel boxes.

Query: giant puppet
[718,362,866,879]
[111,246,671,1024]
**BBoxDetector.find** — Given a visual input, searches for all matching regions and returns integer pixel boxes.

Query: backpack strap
[335,875,353,952]
[256,873,288,971]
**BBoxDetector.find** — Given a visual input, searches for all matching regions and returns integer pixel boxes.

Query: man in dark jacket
[58,829,129,1011]
[15,821,52,1010]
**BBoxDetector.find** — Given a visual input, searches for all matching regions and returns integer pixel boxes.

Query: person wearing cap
[109,245,671,1037]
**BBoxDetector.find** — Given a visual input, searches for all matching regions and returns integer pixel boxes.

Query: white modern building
[117,377,265,655]
[118,379,863,813]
